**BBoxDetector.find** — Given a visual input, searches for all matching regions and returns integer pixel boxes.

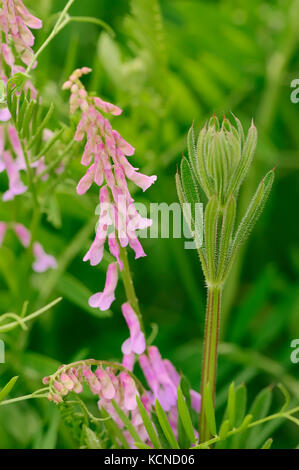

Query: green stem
[119,245,145,335]
[199,285,222,442]
[26,0,76,75]
[194,406,299,449]
[0,297,62,332]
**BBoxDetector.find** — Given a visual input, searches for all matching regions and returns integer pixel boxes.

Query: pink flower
[32,242,57,272]
[2,151,27,201]
[93,97,122,116]
[119,371,138,411]
[13,222,31,247]
[95,367,115,399]
[64,68,157,310]
[121,302,146,355]
[108,232,123,270]
[0,108,11,122]
[88,262,118,311]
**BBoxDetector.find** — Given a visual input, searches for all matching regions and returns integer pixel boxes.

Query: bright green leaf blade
[155,399,179,449]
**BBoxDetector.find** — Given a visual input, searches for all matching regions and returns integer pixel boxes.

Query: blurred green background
[0,0,298,448]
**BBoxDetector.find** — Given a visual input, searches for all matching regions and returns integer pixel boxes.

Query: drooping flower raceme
[0,221,57,272]
[44,301,200,445]
[63,67,157,311]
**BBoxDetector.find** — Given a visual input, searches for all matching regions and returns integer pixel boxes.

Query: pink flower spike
[13,223,31,247]
[83,227,106,266]
[82,366,101,394]
[2,152,27,201]
[76,164,95,195]
[121,302,146,355]
[128,233,146,260]
[32,242,57,272]
[7,126,25,169]
[119,372,138,411]
[15,0,43,29]
[93,97,122,116]
[0,223,7,246]
[128,170,157,192]
[88,262,118,311]
[108,232,123,270]
[60,372,74,391]
[112,131,135,156]
[122,353,135,372]
[95,367,115,399]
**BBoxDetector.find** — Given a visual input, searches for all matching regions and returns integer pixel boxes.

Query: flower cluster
[44,301,200,446]
[0,0,42,74]
[0,0,42,121]
[63,67,157,311]
[0,124,60,201]
[43,360,151,447]
[0,221,57,272]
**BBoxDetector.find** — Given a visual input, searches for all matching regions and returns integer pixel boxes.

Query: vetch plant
[0,0,298,451]
[176,114,275,441]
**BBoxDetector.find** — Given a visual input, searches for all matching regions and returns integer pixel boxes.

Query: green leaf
[219,419,230,440]
[203,382,217,436]
[178,157,203,248]
[177,385,197,444]
[278,383,290,413]
[28,103,54,151]
[227,121,257,196]
[111,400,142,443]
[195,124,213,197]
[227,381,236,429]
[136,395,161,449]
[217,195,236,281]
[261,438,273,449]
[245,387,272,448]
[134,442,153,449]
[225,169,275,279]
[234,383,247,427]
[0,376,19,402]
[238,414,253,433]
[151,412,170,449]
[155,399,179,449]
[82,425,102,449]
[100,407,130,449]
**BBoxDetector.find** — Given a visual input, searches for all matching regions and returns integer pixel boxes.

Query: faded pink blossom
[121,302,146,355]
[32,242,57,272]
[13,222,31,247]
[2,151,27,201]
[88,262,118,311]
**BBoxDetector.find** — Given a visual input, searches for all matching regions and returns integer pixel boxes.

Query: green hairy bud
[176,114,275,443]
[177,113,274,286]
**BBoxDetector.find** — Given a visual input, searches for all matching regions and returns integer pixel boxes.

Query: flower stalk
[176,114,275,442]
[199,285,221,442]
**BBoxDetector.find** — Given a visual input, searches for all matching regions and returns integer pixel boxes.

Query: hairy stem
[119,245,145,335]
[199,285,222,442]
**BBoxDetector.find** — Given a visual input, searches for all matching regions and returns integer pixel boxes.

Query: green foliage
[0,0,298,450]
